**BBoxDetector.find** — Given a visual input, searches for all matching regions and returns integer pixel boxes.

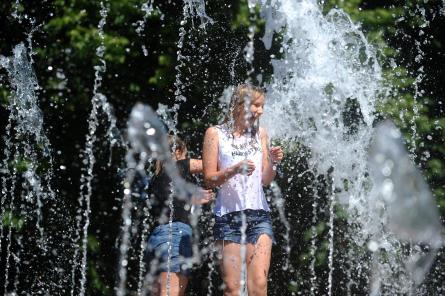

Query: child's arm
[190,159,203,174]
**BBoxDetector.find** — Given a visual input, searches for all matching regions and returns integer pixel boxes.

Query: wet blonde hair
[224,84,265,134]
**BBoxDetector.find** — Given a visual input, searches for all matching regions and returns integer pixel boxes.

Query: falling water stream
[260,0,379,293]
[259,0,443,294]
[0,42,57,295]
[71,2,121,295]
[135,0,154,56]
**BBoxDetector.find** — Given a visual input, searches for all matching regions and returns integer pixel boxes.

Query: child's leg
[246,234,272,296]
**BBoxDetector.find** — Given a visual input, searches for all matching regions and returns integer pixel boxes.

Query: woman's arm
[260,127,283,186]
[191,188,215,205]
[202,127,252,188]
[189,159,203,174]
[260,127,276,186]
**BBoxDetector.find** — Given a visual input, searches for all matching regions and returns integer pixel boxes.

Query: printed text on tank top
[213,124,270,217]
[229,137,261,157]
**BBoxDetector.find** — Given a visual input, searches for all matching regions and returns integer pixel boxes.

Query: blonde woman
[202,85,284,296]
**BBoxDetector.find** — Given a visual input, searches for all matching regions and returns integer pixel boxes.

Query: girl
[147,135,213,296]
[202,84,284,296]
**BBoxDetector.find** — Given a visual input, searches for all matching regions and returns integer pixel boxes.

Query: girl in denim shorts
[202,84,284,295]
[147,136,213,296]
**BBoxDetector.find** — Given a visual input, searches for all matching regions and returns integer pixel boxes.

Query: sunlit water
[0,0,443,295]
[0,43,56,295]
[71,2,121,296]
[124,103,199,295]
[258,0,442,294]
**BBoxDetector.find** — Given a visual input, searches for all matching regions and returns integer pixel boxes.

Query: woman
[147,135,213,296]
[202,84,284,296]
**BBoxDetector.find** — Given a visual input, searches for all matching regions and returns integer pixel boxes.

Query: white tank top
[213,124,270,217]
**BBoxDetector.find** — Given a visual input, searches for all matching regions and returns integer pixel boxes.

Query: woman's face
[249,92,265,122]
[236,91,265,128]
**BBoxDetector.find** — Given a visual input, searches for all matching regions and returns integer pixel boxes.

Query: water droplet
[368,241,379,252]
[381,178,395,202]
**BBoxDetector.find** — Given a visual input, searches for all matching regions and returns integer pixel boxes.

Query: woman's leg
[246,234,272,296]
[147,223,192,296]
[153,272,188,296]
[216,240,243,296]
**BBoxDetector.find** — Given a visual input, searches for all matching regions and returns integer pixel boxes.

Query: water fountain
[0,0,444,295]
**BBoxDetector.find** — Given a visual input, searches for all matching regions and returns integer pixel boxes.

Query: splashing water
[259,0,380,290]
[256,0,443,294]
[250,0,428,294]
[407,4,430,158]
[370,121,442,247]
[183,0,214,29]
[150,3,214,292]
[367,121,444,293]
[71,2,121,296]
[369,121,443,290]
[119,103,199,295]
[1,1,443,295]
[134,0,155,56]
[126,103,195,219]
[0,43,55,295]
[170,0,213,141]
[11,0,22,21]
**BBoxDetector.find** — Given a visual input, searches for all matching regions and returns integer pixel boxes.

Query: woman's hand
[192,188,215,205]
[269,146,284,164]
[236,159,256,176]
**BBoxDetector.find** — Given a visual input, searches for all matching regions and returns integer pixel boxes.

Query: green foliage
[303,222,326,242]
[299,222,329,268]
[231,0,251,30]
[231,0,264,32]
[87,234,110,295]
[334,203,348,220]
[148,54,174,87]
[0,89,10,106]
[13,158,30,173]
[2,211,25,231]
[88,234,100,253]
[12,1,25,15]
[89,264,111,295]
[288,280,299,293]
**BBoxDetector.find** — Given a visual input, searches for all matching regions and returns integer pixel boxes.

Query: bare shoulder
[205,126,219,140]
[206,126,218,135]
[259,127,269,140]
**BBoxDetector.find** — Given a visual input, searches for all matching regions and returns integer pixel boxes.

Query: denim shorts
[146,222,193,276]
[213,209,275,244]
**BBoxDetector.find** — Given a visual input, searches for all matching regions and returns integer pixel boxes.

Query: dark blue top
[149,158,192,226]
